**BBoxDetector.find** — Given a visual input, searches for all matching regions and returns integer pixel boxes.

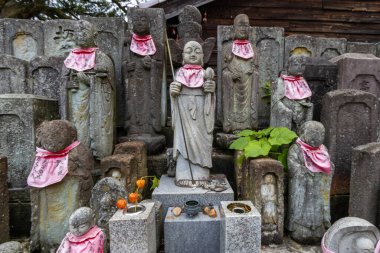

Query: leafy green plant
[261,81,272,100]
[229,127,298,169]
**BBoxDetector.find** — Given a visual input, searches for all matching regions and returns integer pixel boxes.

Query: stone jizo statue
[170,41,215,184]
[287,121,333,244]
[271,55,313,134]
[261,173,278,230]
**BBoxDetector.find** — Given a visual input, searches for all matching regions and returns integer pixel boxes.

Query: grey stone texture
[0,54,29,94]
[0,94,59,188]
[3,19,44,61]
[109,202,156,253]
[0,241,22,253]
[30,120,94,253]
[303,57,338,121]
[152,175,234,217]
[165,206,220,253]
[43,19,77,57]
[141,199,163,253]
[321,89,379,195]
[0,20,4,54]
[220,201,261,253]
[347,42,378,55]
[323,217,380,253]
[0,156,9,244]
[349,142,380,228]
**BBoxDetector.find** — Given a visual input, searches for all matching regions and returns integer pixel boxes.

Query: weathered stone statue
[123,8,165,154]
[287,121,333,244]
[222,14,258,132]
[271,55,313,133]
[57,207,105,253]
[63,20,115,160]
[322,217,380,253]
[261,173,278,229]
[28,120,93,253]
[170,41,215,183]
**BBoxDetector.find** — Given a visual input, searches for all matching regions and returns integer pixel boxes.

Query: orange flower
[128,192,139,203]
[136,179,146,189]
[116,198,127,209]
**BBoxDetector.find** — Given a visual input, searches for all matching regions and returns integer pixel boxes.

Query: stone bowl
[124,204,146,215]
[227,202,252,214]
[183,200,201,217]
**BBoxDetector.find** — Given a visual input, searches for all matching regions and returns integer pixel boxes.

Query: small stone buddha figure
[63,20,115,160]
[222,14,258,133]
[57,207,105,253]
[270,55,313,134]
[170,41,216,184]
[261,173,278,231]
[287,121,333,244]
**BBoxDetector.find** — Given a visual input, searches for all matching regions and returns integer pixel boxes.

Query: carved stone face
[182,41,204,66]
[353,237,375,253]
[75,21,96,48]
[287,55,306,76]
[300,121,325,148]
[234,14,250,40]
[264,174,276,184]
[69,207,95,237]
[132,10,150,36]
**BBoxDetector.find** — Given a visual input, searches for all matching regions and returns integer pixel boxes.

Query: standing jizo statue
[63,20,115,160]
[271,55,313,134]
[287,121,333,244]
[170,41,216,184]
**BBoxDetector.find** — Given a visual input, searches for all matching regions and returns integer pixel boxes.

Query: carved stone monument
[347,42,378,55]
[170,41,216,183]
[123,8,165,154]
[63,20,115,160]
[321,89,379,195]
[0,156,9,244]
[322,217,380,253]
[271,55,313,133]
[287,121,334,244]
[349,142,380,228]
[29,120,94,253]
[44,19,77,57]
[0,20,4,54]
[0,54,29,94]
[218,14,259,133]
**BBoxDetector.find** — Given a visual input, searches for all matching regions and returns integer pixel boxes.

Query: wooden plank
[323,1,380,12]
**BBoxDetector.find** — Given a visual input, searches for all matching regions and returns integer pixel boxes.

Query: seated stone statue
[170,41,215,184]
[57,207,105,253]
[63,20,115,160]
[286,121,334,244]
[270,55,313,134]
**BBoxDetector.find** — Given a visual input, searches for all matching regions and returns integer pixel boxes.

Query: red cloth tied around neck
[176,64,204,88]
[375,240,380,253]
[296,138,332,174]
[130,33,157,56]
[27,141,80,188]
[281,74,312,100]
[57,226,105,253]
[321,234,334,253]
[64,48,97,72]
[232,39,254,59]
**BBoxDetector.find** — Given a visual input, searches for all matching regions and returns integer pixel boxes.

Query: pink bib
[64,48,97,72]
[281,75,312,100]
[297,138,332,174]
[321,234,334,253]
[176,64,204,88]
[232,40,254,59]
[57,226,105,253]
[375,240,380,253]
[130,33,157,56]
[27,141,80,188]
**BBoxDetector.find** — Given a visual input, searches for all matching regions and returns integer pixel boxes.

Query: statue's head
[36,120,77,152]
[69,207,95,237]
[132,9,150,36]
[111,168,122,181]
[287,55,307,76]
[233,14,250,40]
[75,20,97,48]
[182,41,204,66]
[353,237,375,252]
[263,173,276,184]
[299,121,325,148]
[179,5,202,24]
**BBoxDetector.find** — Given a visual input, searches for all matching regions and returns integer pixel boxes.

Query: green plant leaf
[236,129,256,137]
[268,127,297,146]
[150,176,160,190]
[229,136,250,150]
[257,127,274,137]
[278,148,289,169]
[244,138,271,158]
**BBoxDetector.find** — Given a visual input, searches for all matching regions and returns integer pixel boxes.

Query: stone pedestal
[164,206,220,253]
[220,201,261,253]
[119,134,166,155]
[0,156,9,244]
[109,202,156,253]
[152,175,234,217]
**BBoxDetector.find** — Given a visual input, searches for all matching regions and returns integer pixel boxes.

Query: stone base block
[215,133,238,149]
[109,202,156,253]
[220,201,261,253]
[164,206,220,253]
[152,175,234,217]
[119,134,165,155]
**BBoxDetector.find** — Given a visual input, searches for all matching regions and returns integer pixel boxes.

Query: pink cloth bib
[321,234,334,253]
[232,40,254,59]
[64,48,97,72]
[27,141,80,188]
[375,240,380,253]
[57,226,105,253]
[130,33,157,56]
[297,138,331,174]
[281,74,312,100]
[176,64,204,88]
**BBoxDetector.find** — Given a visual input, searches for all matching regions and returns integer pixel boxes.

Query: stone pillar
[349,142,380,228]
[0,156,9,244]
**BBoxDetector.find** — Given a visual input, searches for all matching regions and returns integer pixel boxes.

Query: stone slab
[109,202,156,253]
[0,20,4,54]
[152,175,234,217]
[347,42,377,55]
[0,156,9,243]
[44,19,77,57]
[0,54,29,94]
[164,206,220,253]
[9,188,30,238]
[220,201,261,253]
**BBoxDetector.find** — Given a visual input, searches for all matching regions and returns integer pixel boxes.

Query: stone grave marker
[44,19,77,57]
[0,54,29,94]
[0,156,9,244]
